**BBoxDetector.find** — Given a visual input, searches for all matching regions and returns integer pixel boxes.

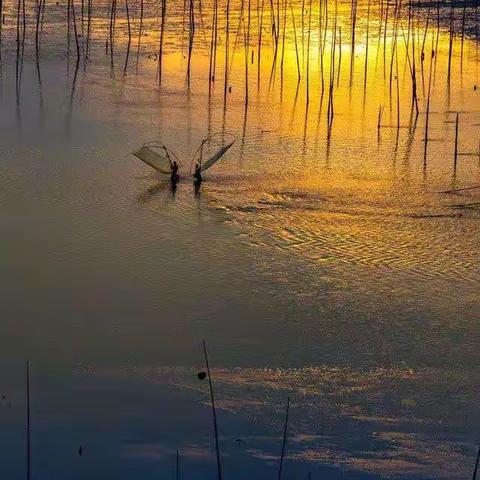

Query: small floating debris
[197,371,207,380]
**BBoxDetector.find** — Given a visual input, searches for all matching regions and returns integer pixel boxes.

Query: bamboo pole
[423,35,434,166]
[277,396,290,480]
[108,0,117,71]
[135,0,144,73]
[447,0,455,86]
[257,0,265,86]
[349,0,358,86]
[245,0,251,104]
[26,361,31,480]
[364,0,371,91]
[158,0,166,83]
[0,0,3,53]
[71,0,80,67]
[454,113,459,174]
[472,445,480,480]
[280,0,288,86]
[202,341,222,480]
[290,0,301,82]
[460,0,467,75]
[306,0,312,105]
[84,0,92,67]
[209,0,218,86]
[176,450,180,480]
[224,0,231,108]
[187,0,195,84]
[123,0,132,75]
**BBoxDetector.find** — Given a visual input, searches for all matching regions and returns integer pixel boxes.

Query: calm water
[0,0,479,478]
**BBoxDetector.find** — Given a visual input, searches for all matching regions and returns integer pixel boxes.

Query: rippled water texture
[0,0,479,478]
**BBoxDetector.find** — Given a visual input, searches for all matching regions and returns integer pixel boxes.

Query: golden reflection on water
[45,0,479,299]
[9,0,475,295]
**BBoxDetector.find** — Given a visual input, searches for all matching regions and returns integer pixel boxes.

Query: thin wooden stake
[472,445,480,480]
[26,361,31,480]
[454,113,459,173]
[203,341,222,480]
[423,35,434,166]
[135,0,144,73]
[278,396,290,480]
[158,0,166,83]
[176,450,180,480]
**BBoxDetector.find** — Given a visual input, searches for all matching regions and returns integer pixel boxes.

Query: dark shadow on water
[137,181,172,203]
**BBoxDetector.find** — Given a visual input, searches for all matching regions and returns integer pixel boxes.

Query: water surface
[0,0,479,478]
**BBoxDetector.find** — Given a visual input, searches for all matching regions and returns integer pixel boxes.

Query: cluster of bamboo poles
[2,0,479,142]
[4,0,479,84]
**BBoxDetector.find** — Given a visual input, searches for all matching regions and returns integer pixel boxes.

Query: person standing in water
[193,163,202,184]
[170,161,179,182]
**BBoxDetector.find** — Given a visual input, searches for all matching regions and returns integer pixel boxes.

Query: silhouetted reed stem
[306,0,312,105]
[202,341,222,480]
[158,0,166,83]
[277,396,290,480]
[0,0,3,52]
[454,113,459,174]
[280,0,288,86]
[71,0,80,66]
[290,0,301,81]
[67,0,71,59]
[460,0,467,74]
[350,0,358,85]
[35,0,42,61]
[123,0,132,75]
[364,0,371,90]
[245,0,251,104]
[423,36,434,166]
[135,0,143,73]
[176,450,180,480]
[472,445,480,480]
[257,0,265,86]
[187,0,195,84]
[108,0,117,70]
[84,0,92,67]
[209,0,218,86]
[26,361,31,480]
[447,0,455,86]
[224,0,231,108]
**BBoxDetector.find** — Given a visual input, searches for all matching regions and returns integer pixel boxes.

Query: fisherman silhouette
[193,163,202,184]
[170,160,179,181]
